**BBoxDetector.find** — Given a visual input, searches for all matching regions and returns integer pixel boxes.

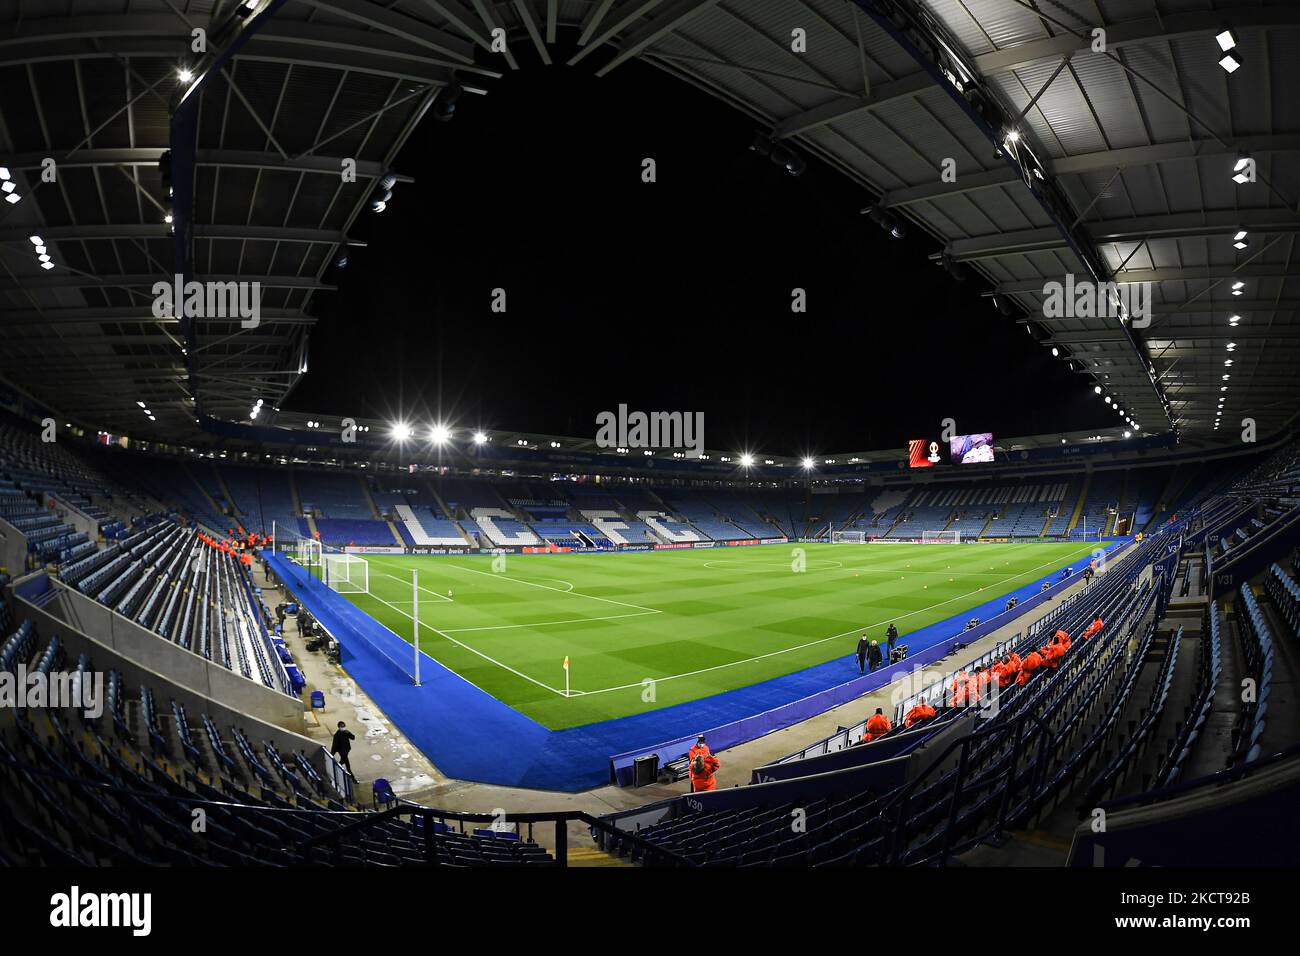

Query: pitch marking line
[341,597,533,702]
[370,567,454,602]
[433,561,662,613]
[360,542,1099,697]
[573,543,1099,697]
[375,569,663,629]
[362,586,569,697]
[702,559,845,572]
[442,610,660,633]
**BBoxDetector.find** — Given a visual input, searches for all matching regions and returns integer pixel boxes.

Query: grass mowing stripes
[336,541,1101,730]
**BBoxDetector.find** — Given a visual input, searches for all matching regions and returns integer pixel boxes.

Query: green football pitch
[331,541,1103,730]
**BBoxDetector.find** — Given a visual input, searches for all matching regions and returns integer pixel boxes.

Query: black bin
[632,754,659,787]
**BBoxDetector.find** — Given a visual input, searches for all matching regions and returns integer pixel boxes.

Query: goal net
[921,530,961,544]
[324,553,369,594]
[831,530,869,544]
[272,520,321,577]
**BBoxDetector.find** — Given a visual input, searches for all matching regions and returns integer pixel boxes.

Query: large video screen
[908,439,942,469]
[949,433,994,465]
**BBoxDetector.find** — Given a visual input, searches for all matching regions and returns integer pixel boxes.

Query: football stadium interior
[1,0,1299,895]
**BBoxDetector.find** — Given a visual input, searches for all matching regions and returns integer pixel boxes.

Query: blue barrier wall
[268,540,1124,792]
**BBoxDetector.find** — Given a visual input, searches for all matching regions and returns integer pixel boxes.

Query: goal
[272,520,321,575]
[324,553,369,594]
[831,530,869,544]
[921,530,962,544]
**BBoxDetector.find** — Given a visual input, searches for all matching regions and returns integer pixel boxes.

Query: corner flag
[562,656,569,670]
[562,656,570,697]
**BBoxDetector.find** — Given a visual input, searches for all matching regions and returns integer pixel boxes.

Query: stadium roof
[1,0,1296,447]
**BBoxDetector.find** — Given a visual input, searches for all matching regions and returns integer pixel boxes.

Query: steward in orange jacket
[974,666,992,697]
[1017,651,1042,685]
[1041,642,1064,669]
[863,708,892,743]
[687,736,720,792]
[951,671,970,707]
[1054,629,1070,646]
[1007,651,1022,673]
[1082,617,1104,640]
[993,659,1015,689]
[904,701,937,728]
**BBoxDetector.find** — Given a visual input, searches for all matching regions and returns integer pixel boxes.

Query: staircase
[289,471,305,515]
[210,466,235,514]
[184,463,227,527]
[1064,473,1092,534]
[1107,471,1130,536]
[567,845,638,868]
[424,479,456,522]
[358,476,383,519]
[1149,463,1193,529]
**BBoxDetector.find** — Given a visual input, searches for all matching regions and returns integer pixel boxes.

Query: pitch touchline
[362,585,569,696]
[575,544,1100,696]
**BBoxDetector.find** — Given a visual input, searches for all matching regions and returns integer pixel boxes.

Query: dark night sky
[286,57,1112,456]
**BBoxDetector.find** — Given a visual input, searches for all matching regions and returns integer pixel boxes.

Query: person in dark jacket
[886,623,899,657]
[331,721,356,776]
[855,634,870,673]
[867,640,884,672]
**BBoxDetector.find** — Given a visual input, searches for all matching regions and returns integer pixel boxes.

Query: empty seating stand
[0,613,555,868]
[58,521,293,696]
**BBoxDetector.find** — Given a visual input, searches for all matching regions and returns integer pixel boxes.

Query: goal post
[830,530,869,544]
[323,552,369,594]
[272,520,322,578]
[921,530,962,544]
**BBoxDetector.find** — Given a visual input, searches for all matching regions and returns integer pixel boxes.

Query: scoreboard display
[908,439,943,468]
[950,433,995,464]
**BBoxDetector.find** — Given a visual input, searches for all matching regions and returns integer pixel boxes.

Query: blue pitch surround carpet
[268,543,1120,792]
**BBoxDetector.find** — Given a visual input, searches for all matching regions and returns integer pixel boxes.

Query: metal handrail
[1096,741,1300,813]
[0,739,692,867]
[291,797,695,867]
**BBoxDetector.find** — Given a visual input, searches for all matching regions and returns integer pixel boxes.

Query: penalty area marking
[433,561,661,613]
[361,586,569,697]
[370,567,660,693]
